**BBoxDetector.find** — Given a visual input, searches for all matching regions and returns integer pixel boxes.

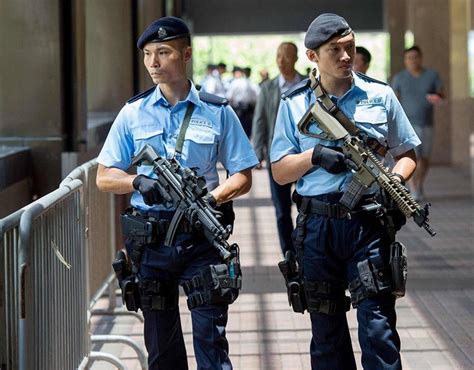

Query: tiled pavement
[90,165,473,369]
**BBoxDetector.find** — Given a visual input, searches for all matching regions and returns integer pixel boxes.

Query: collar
[152,80,202,108]
[316,72,358,102]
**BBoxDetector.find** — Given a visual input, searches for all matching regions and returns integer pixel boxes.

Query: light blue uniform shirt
[270,72,421,197]
[97,82,259,211]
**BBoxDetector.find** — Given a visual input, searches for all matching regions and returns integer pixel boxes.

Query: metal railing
[0,159,147,369]
[18,180,88,370]
[0,209,23,369]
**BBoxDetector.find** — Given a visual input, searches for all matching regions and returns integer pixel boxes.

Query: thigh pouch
[348,259,392,307]
[182,264,242,310]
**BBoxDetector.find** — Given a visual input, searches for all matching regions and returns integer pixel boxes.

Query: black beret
[304,13,352,50]
[137,16,190,49]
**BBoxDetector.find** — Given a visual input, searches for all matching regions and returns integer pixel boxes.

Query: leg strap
[305,280,351,315]
[348,259,391,307]
[138,278,179,311]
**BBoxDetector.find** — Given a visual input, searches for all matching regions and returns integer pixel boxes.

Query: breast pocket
[353,105,388,137]
[184,126,217,170]
[132,127,165,157]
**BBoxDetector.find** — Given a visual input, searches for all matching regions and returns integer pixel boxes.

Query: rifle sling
[175,102,195,158]
[309,70,387,157]
[174,101,231,180]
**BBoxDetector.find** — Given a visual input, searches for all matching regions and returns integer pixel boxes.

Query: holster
[278,250,307,313]
[120,211,157,245]
[112,250,140,312]
[390,241,407,298]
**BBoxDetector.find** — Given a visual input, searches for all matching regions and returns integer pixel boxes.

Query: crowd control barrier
[0,159,147,369]
[0,209,23,369]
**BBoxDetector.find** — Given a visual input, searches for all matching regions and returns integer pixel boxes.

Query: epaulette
[355,71,387,86]
[281,78,311,100]
[199,91,228,105]
[127,86,156,104]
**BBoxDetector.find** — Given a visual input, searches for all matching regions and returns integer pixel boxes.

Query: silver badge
[157,27,167,39]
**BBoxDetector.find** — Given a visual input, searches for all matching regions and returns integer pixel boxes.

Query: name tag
[190,118,212,128]
[356,97,383,106]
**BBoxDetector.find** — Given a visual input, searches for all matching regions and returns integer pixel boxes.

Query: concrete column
[449,0,472,168]
[86,0,134,113]
[405,0,472,169]
[406,0,451,165]
[386,0,407,80]
[68,0,87,153]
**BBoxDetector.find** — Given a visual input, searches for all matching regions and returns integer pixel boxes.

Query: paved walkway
[90,165,473,369]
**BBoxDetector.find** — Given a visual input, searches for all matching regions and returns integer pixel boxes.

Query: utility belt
[121,202,235,244]
[292,192,379,219]
[120,208,194,245]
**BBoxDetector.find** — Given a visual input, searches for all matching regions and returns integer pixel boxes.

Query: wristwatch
[392,173,406,185]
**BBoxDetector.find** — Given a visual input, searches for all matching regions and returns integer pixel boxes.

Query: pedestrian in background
[353,46,371,74]
[391,45,444,200]
[226,66,258,137]
[252,42,305,255]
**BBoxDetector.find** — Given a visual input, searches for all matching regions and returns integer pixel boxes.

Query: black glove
[132,175,163,206]
[311,144,349,174]
[202,193,218,208]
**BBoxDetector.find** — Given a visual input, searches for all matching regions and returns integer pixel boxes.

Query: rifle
[131,144,235,260]
[298,99,436,237]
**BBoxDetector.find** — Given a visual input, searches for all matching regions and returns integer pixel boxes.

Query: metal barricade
[17,180,88,370]
[1,160,147,369]
[0,209,23,369]
[62,160,146,368]
[61,160,112,300]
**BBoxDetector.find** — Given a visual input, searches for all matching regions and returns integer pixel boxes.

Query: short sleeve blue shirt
[97,82,259,211]
[270,72,421,197]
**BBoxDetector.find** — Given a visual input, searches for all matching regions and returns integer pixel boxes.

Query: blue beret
[137,16,190,49]
[304,13,352,50]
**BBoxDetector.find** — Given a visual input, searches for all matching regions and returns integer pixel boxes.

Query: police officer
[96,16,258,370]
[271,14,420,370]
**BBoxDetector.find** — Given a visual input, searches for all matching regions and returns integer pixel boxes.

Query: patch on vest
[190,118,212,128]
[356,97,383,105]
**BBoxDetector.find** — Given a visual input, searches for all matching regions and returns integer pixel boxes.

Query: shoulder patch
[281,78,311,100]
[199,91,228,105]
[127,86,156,104]
[355,72,387,86]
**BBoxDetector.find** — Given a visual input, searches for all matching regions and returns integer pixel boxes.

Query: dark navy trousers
[268,167,294,255]
[298,196,401,370]
[127,231,232,370]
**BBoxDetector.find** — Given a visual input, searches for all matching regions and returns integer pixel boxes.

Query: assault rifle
[131,145,235,260]
[298,99,436,237]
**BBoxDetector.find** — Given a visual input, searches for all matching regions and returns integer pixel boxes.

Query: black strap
[175,102,195,158]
